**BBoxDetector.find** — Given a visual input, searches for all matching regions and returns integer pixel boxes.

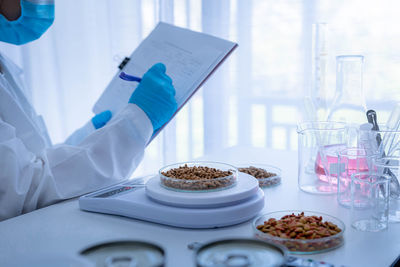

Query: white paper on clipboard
[93,22,238,143]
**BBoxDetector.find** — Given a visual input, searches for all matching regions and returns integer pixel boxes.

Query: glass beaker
[337,148,377,207]
[358,126,400,200]
[327,55,367,125]
[297,121,348,194]
[350,173,390,232]
[374,157,400,223]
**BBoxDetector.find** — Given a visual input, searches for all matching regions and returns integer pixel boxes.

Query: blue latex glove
[92,110,112,129]
[129,63,177,131]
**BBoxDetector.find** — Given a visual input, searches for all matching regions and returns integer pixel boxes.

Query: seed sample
[238,166,281,187]
[255,212,344,253]
[160,163,237,191]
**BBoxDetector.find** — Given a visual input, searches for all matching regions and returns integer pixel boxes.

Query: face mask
[0,0,54,45]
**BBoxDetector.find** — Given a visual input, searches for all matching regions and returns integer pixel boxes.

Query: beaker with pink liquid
[337,148,377,207]
[297,121,348,194]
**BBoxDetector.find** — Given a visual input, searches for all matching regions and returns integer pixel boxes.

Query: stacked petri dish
[159,161,238,192]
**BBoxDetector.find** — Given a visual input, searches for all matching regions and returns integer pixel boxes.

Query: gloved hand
[92,110,112,129]
[129,63,177,131]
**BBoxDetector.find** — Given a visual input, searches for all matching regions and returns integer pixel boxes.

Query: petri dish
[80,240,165,267]
[159,161,238,192]
[253,211,345,254]
[237,164,282,187]
[193,238,287,267]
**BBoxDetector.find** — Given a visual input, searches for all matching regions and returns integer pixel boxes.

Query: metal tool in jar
[188,238,347,267]
[366,110,400,198]
[80,240,165,267]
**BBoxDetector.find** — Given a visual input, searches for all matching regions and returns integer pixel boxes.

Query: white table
[1,146,399,266]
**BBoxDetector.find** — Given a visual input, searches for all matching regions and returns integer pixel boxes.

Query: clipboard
[93,22,238,144]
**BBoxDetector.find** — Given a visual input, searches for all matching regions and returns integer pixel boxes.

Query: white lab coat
[0,53,153,220]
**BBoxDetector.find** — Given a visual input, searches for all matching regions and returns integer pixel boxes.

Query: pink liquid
[315,144,369,185]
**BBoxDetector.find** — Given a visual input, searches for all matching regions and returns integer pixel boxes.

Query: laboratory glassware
[297,121,348,194]
[159,161,238,192]
[350,173,390,232]
[327,55,367,125]
[191,238,287,267]
[253,211,345,254]
[337,148,377,207]
[310,23,329,120]
[189,238,346,266]
[374,157,400,223]
[236,164,282,188]
[358,126,400,198]
[80,240,166,267]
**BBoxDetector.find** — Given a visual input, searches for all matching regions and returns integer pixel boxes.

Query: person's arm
[47,104,153,198]
[64,110,112,146]
[0,104,152,220]
[0,63,176,220]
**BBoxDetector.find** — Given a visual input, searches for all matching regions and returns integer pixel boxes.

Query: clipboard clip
[118,57,131,70]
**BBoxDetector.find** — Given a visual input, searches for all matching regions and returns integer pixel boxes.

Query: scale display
[94,186,139,198]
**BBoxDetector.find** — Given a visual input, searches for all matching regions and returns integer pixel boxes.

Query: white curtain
[1,0,400,177]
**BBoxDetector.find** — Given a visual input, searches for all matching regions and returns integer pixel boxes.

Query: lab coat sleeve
[64,119,95,146]
[0,104,152,220]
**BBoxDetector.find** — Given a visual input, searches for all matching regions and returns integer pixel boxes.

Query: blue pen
[119,71,142,82]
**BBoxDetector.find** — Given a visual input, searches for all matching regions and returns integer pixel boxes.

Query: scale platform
[79,173,265,228]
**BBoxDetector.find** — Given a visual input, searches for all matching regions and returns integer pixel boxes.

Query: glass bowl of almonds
[253,211,345,254]
[237,164,281,187]
[159,161,238,192]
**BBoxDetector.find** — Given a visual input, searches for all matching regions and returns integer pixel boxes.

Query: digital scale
[79,173,265,228]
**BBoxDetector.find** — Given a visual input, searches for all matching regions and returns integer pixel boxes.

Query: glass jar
[327,55,367,125]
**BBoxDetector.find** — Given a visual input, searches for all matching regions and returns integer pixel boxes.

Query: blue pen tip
[119,72,142,82]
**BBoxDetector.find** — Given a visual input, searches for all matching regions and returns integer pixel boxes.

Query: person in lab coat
[0,0,177,220]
